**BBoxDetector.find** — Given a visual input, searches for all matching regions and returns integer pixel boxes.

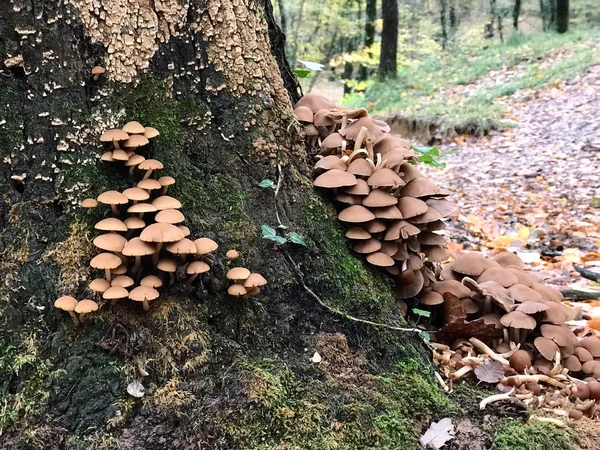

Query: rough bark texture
[556,0,569,33]
[0,1,446,449]
[379,0,398,79]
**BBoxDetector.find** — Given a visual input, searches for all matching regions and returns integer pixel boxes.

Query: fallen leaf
[435,319,503,344]
[127,381,145,398]
[420,417,454,449]
[443,292,467,324]
[311,352,322,363]
[474,360,505,383]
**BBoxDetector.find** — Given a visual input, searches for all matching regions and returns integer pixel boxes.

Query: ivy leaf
[419,418,454,449]
[412,308,431,318]
[293,69,312,78]
[411,145,446,168]
[474,360,505,384]
[258,179,277,189]
[288,232,307,246]
[297,59,324,71]
[261,224,287,245]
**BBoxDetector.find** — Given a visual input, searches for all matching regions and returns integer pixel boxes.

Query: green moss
[214,357,451,450]
[301,195,399,320]
[490,420,574,450]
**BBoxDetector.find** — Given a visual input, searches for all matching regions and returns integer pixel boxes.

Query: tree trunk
[449,0,458,34]
[379,0,399,78]
[0,0,434,447]
[358,0,378,81]
[440,0,449,49]
[488,0,497,38]
[513,0,521,29]
[556,0,569,33]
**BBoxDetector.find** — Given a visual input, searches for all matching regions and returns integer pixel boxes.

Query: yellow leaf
[517,227,530,241]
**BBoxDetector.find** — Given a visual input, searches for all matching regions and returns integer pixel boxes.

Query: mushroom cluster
[55,122,240,322]
[295,93,453,300]
[54,296,98,325]
[226,265,267,297]
[425,251,600,418]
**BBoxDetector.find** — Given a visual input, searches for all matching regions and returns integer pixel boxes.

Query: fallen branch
[574,266,600,283]
[560,289,600,300]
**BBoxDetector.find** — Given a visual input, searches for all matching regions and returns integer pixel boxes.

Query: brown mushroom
[89,278,110,296]
[137,178,162,193]
[122,121,145,134]
[194,238,219,256]
[138,159,164,179]
[226,249,240,259]
[314,169,357,188]
[54,295,80,325]
[140,223,185,265]
[103,286,129,305]
[140,275,163,289]
[500,311,536,343]
[187,261,211,282]
[157,259,177,284]
[97,190,129,216]
[91,66,105,80]
[81,198,98,214]
[129,286,160,311]
[90,252,122,282]
[74,299,98,322]
[166,238,197,263]
[158,176,175,195]
[155,209,185,224]
[151,196,182,211]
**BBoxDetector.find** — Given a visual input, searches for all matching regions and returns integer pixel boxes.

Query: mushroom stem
[503,328,509,343]
[365,137,374,161]
[519,329,528,343]
[188,273,199,283]
[113,140,121,149]
[110,204,120,216]
[104,268,112,283]
[354,126,368,151]
[501,374,565,388]
[143,299,150,311]
[68,311,80,326]
[161,186,169,195]
[530,417,566,428]
[469,338,510,365]
[480,388,515,409]
[169,273,175,285]
[152,243,163,265]
[87,209,93,216]
[340,114,348,130]
[484,296,492,314]
[79,312,89,323]
[143,169,153,179]
[510,328,520,345]
[132,256,142,274]
[129,166,136,176]
[449,365,473,380]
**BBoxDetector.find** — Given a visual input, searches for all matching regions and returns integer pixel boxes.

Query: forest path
[421,65,600,287]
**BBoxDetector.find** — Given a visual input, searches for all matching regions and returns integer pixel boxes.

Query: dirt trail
[422,66,600,282]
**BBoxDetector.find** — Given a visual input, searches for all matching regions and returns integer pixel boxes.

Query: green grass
[345,28,600,133]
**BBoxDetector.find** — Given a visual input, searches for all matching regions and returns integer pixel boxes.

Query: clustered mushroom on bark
[294,93,455,302]
[426,251,600,419]
[54,121,266,324]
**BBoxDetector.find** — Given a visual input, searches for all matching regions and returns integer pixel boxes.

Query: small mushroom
[89,278,110,297]
[91,66,105,80]
[100,129,129,149]
[157,259,177,284]
[97,190,129,216]
[138,159,164,179]
[140,275,163,289]
[90,252,122,282]
[122,121,145,135]
[122,238,156,274]
[81,198,98,214]
[103,286,129,306]
[74,299,98,322]
[129,286,160,311]
[54,295,79,325]
[158,176,175,195]
[140,223,185,265]
[187,261,211,282]
[226,249,240,260]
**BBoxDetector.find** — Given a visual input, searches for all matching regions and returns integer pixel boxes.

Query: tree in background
[556,0,570,32]
[513,0,521,29]
[358,0,378,81]
[379,0,399,78]
[278,0,288,34]
[440,0,449,49]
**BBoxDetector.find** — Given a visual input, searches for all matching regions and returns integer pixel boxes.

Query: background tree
[440,0,450,49]
[379,0,399,78]
[556,0,570,32]
[513,0,521,29]
[0,0,435,447]
[358,0,378,81]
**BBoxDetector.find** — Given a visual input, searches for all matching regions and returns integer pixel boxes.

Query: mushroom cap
[124,217,145,230]
[111,275,134,288]
[89,278,111,293]
[588,380,600,400]
[97,190,129,206]
[294,92,335,113]
[122,237,156,256]
[112,149,129,161]
[321,132,344,149]
[353,238,382,254]
[314,169,357,188]
[128,203,157,214]
[244,273,268,288]
[480,313,503,328]
[363,189,398,208]
[90,252,122,270]
[506,268,532,287]
[343,179,370,196]
[82,198,98,209]
[423,245,449,263]
[477,266,519,287]
[141,275,163,288]
[564,355,582,372]
[227,267,251,280]
[539,303,571,324]
[461,298,480,314]
[152,196,182,210]
[54,295,78,311]
[574,347,593,362]
[139,159,164,171]
[420,290,444,306]
[395,269,425,299]
[345,227,371,240]
[103,286,129,300]
[100,151,114,161]
[534,337,560,360]
[143,127,160,139]
[366,252,395,267]
[194,238,219,255]
[338,205,376,223]
[500,311,536,329]
[367,168,405,188]
[178,225,191,237]
[426,220,447,232]
[374,134,411,154]
[373,205,403,220]
[123,134,149,148]
[493,252,525,269]
[418,232,447,246]
[93,233,127,252]
[509,350,532,372]
[226,249,240,259]
[125,154,146,167]
[100,128,128,142]
[166,238,197,255]
[314,155,347,172]
[425,198,456,217]
[304,124,319,137]
[155,209,185,224]
[530,283,564,303]
[312,109,336,127]
[245,286,261,296]
[508,284,543,302]
[400,178,442,197]
[432,280,471,298]
[74,299,98,314]
[140,223,185,243]
[95,217,128,232]
[409,207,443,224]
[384,220,420,241]
[338,116,389,142]
[336,192,362,206]
[451,253,493,276]
[137,179,162,191]
[123,187,150,202]
[113,264,128,275]
[228,284,248,297]
[582,360,600,376]
[515,301,549,314]
[364,220,387,233]
[540,324,578,348]
[158,176,175,187]
[294,105,314,122]
[129,286,160,302]
[122,121,145,134]
[186,260,211,275]
[347,159,374,177]
[399,162,422,183]
[578,336,600,357]
[157,259,177,272]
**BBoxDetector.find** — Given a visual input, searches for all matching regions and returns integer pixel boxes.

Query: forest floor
[420,64,600,322]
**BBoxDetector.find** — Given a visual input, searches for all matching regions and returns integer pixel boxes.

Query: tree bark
[0,0,432,447]
[440,0,449,49]
[513,0,521,29]
[379,0,399,79]
[556,0,569,33]
[358,0,378,81]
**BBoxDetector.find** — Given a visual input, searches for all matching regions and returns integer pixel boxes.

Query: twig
[530,417,566,428]
[560,289,600,300]
[283,251,431,339]
[501,374,565,388]
[469,338,510,365]
[274,163,284,227]
[480,388,515,409]
[574,266,600,283]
